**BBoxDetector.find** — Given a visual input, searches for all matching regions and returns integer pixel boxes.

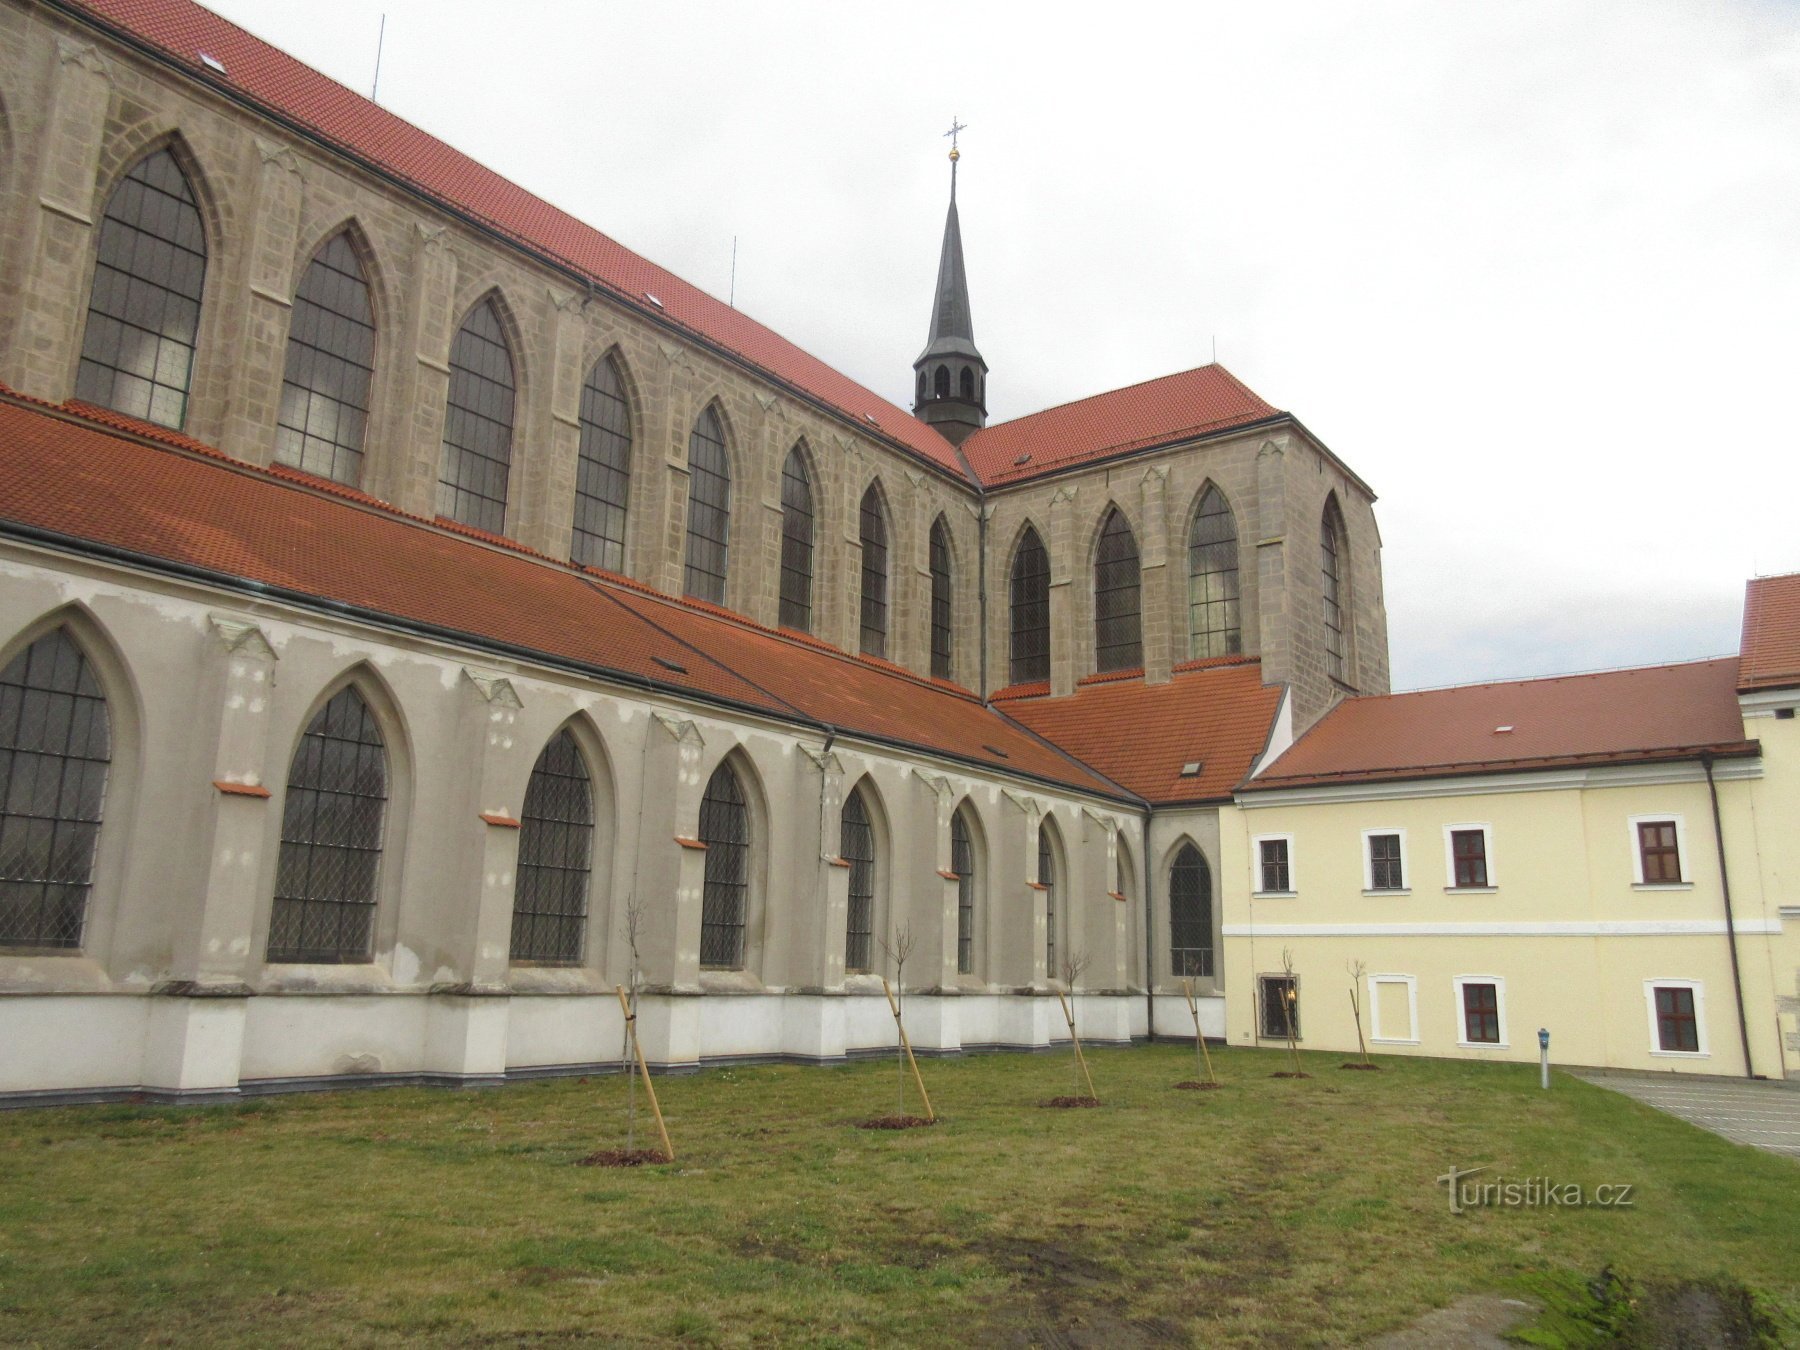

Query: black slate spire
[913,127,988,446]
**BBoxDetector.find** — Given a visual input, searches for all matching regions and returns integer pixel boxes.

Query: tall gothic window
[778,446,814,631]
[509,729,594,965]
[952,805,976,975]
[438,300,514,534]
[841,788,875,973]
[1321,496,1348,683]
[959,368,975,400]
[75,150,207,429]
[1093,507,1142,672]
[683,408,731,604]
[0,629,112,950]
[1009,525,1050,685]
[571,356,632,572]
[1188,487,1241,658]
[267,686,388,964]
[934,365,949,398]
[859,484,889,658]
[1038,822,1057,978]
[698,760,749,969]
[274,232,377,485]
[929,516,954,681]
[1169,843,1214,978]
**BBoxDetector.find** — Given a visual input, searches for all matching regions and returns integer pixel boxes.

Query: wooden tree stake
[882,977,935,1122]
[1055,989,1098,1101]
[1183,979,1218,1085]
[616,985,674,1162]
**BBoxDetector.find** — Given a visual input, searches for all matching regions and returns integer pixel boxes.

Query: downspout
[1702,753,1758,1079]
[976,503,990,695]
[1141,803,1155,1041]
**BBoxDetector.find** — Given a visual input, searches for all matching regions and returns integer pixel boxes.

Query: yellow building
[1221,575,1800,1079]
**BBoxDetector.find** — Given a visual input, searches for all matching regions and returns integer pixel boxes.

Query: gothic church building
[0,0,1387,1101]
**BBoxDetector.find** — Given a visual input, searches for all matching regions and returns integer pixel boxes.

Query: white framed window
[1453,976,1508,1048]
[1367,973,1418,1044]
[1362,827,1407,892]
[1627,814,1689,888]
[1258,973,1300,1039]
[1252,833,1295,896]
[1442,822,1495,891]
[1644,979,1708,1057]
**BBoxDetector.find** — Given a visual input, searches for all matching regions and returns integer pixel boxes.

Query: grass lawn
[1,1044,1796,1346]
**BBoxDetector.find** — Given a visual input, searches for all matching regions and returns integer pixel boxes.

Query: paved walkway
[1575,1072,1800,1159]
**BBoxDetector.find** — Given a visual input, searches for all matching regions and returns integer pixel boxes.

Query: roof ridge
[1383,654,1739,698]
[974,362,1258,436]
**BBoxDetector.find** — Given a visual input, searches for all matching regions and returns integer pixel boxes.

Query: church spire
[913,119,988,446]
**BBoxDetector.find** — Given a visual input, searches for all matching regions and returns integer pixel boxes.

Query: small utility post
[1538,1027,1550,1090]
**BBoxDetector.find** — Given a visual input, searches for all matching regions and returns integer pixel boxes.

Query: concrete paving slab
[1574,1071,1800,1159]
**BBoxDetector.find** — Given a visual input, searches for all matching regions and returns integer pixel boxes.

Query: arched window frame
[933,365,950,399]
[951,803,981,977]
[840,784,879,974]
[275,228,378,486]
[437,297,516,534]
[1321,495,1349,684]
[1037,819,1061,981]
[958,367,975,400]
[1168,841,1214,979]
[929,515,955,681]
[571,353,634,573]
[1093,506,1143,673]
[698,756,753,970]
[1009,525,1051,685]
[683,406,733,605]
[1187,485,1242,659]
[778,445,815,632]
[858,482,890,658]
[509,726,597,966]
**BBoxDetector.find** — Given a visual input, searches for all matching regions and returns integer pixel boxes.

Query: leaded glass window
[268,686,387,964]
[1094,507,1142,673]
[275,232,376,485]
[698,760,748,968]
[778,447,814,631]
[841,789,874,973]
[1169,843,1213,978]
[510,729,594,964]
[1038,823,1057,978]
[683,408,731,604]
[929,517,954,681]
[952,807,975,975]
[75,150,207,429]
[1188,487,1241,658]
[438,300,514,533]
[859,484,889,658]
[1322,497,1347,683]
[571,356,632,571]
[0,630,111,950]
[1009,526,1050,685]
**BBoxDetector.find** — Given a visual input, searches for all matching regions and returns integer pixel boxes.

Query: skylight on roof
[1013,453,1031,466]
[198,52,226,73]
[1180,761,1204,777]
[644,292,664,309]
[1494,725,1515,734]
[863,413,879,427]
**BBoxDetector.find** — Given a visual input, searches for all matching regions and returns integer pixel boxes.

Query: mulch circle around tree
[575,1148,669,1167]
[1173,1080,1221,1091]
[1340,1062,1382,1071]
[857,1115,937,1130]
[1269,1071,1311,1079]
[1039,1096,1102,1108]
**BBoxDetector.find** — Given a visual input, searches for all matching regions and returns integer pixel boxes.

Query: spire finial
[944,116,967,195]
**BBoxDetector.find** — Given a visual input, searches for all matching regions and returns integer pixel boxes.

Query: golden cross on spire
[944,116,968,162]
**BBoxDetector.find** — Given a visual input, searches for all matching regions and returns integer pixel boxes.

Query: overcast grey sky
[206,0,1800,690]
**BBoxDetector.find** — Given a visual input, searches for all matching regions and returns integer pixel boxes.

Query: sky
[204,0,1800,691]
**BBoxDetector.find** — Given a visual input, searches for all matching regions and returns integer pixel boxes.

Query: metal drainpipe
[1141,805,1156,1042]
[1702,753,1758,1079]
[976,505,989,695]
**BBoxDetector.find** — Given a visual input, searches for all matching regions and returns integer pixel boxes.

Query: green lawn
[0,1046,1795,1346]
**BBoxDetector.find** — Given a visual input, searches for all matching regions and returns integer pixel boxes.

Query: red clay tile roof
[997,658,1284,804]
[65,0,967,481]
[961,365,1280,488]
[1246,659,1757,791]
[0,392,1128,800]
[1738,573,1800,693]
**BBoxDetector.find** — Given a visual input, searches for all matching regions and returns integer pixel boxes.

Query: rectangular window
[1654,985,1699,1053]
[1450,829,1488,888]
[1367,832,1404,890]
[1259,974,1299,1040]
[1258,837,1291,893]
[1461,982,1501,1045]
[1637,820,1682,884]
[1369,974,1417,1043]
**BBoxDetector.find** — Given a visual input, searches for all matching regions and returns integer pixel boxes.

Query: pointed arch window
[698,760,749,969]
[1169,843,1214,978]
[859,484,890,658]
[934,365,950,399]
[75,149,208,429]
[1321,497,1348,683]
[572,356,632,572]
[1038,822,1058,978]
[1188,487,1241,658]
[1009,526,1050,685]
[929,517,954,681]
[268,686,388,964]
[841,788,875,973]
[778,447,815,631]
[438,300,514,534]
[959,367,975,400]
[510,729,594,965]
[1094,508,1143,672]
[683,408,732,605]
[0,629,112,950]
[952,806,976,975]
[275,231,376,485]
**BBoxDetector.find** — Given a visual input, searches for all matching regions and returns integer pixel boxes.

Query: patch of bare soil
[857,1115,936,1130]
[981,1236,1183,1349]
[1039,1096,1101,1108]
[1369,1294,1537,1347]
[1340,1062,1382,1071]
[1269,1071,1311,1079]
[1172,1081,1220,1091]
[574,1147,667,1167]
[1625,1275,1779,1348]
